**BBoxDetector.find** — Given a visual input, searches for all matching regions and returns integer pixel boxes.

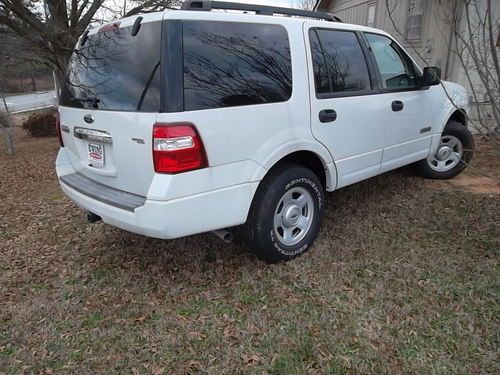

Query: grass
[0,125,499,374]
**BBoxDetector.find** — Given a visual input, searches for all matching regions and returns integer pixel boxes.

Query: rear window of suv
[60,22,161,112]
[183,21,292,111]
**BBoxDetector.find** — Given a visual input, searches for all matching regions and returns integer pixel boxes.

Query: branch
[75,0,91,23]
[69,0,79,27]
[463,1,500,128]
[125,0,180,17]
[45,0,69,26]
[78,0,105,31]
[0,0,46,34]
[486,0,500,90]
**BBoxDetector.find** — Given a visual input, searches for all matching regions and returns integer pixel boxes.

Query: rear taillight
[55,111,64,147]
[153,123,207,174]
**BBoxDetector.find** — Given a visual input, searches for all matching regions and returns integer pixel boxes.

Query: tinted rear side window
[183,21,292,111]
[310,29,371,95]
[309,30,331,93]
[60,22,161,112]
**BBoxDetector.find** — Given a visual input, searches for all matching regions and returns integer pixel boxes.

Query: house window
[367,3,376,28]
[406,0,425,40]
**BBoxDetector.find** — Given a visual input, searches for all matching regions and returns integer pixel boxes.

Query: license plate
[87,143,104,168]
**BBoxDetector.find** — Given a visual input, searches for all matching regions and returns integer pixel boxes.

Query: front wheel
[245,164,325,263]
[414,120,474,179]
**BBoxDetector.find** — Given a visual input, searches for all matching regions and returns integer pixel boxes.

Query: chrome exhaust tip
[87,211,102,223]
[211,229,233,243]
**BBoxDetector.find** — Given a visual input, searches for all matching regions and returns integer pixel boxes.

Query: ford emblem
[84,114,94,124]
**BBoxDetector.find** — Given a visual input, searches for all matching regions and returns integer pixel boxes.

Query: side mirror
[423,66,441,86]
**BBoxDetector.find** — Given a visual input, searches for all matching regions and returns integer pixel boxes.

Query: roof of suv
[88,5,389,38]
[180,0,342,21]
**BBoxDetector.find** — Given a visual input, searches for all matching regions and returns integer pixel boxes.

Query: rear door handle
[319,109,337,123]
[392,100,404,112]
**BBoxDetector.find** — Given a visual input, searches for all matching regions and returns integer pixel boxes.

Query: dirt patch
[447,174,500,194]
[425,136,500,194]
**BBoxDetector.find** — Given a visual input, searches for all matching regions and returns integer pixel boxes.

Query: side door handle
[319,109,337,123]
[391,100,404,112]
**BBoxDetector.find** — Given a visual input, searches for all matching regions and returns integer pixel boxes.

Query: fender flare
[250,139,338,191]
[438,106,468,134]
[430,106,468,154]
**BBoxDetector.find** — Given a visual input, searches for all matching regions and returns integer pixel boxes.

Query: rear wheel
[414,120,474,179]
[245,164,325,263]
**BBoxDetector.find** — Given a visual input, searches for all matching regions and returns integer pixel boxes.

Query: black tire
[414,120,474,179]
[245,163,325,263]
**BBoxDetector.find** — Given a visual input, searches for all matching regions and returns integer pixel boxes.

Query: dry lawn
[1,123,499,374]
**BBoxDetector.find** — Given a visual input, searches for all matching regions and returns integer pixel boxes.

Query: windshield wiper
[137,60,160,111]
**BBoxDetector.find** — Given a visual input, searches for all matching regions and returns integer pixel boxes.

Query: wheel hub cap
[427,135,464,172]
[436,146,452,160]
[274,187,314,247]
[283,205,301,227]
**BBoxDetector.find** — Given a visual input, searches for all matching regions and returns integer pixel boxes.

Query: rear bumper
[60,173,146,212]
[56,150,257,239]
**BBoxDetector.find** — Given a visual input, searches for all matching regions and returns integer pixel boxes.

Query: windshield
[60,22,161,112]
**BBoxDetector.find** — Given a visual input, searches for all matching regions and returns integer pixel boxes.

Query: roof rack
[180,0,342,22]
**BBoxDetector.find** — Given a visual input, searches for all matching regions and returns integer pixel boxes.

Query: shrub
[22,111,57,137]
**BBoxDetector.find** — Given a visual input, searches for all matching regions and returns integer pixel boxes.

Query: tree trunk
[52,48,72,93]
[0,93,15,155]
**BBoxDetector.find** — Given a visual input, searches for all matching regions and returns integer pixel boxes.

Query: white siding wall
[327,0,375,26]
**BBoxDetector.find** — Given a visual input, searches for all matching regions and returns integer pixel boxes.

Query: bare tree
[0,0,179,154]
[385,0,499,149]
[453,0,500,136]
[0,1,180,84]
[125,0,180,16]
[0,1,105,85]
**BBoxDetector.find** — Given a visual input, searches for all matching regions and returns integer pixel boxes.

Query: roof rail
[180,0,342,22]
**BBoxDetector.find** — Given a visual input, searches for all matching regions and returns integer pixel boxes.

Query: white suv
[56,1,474,262]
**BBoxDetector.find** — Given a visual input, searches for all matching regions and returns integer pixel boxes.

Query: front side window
[60,22,161,112]
[309,29,371,95]
[183,21,292,111]
[365,33,419,89]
